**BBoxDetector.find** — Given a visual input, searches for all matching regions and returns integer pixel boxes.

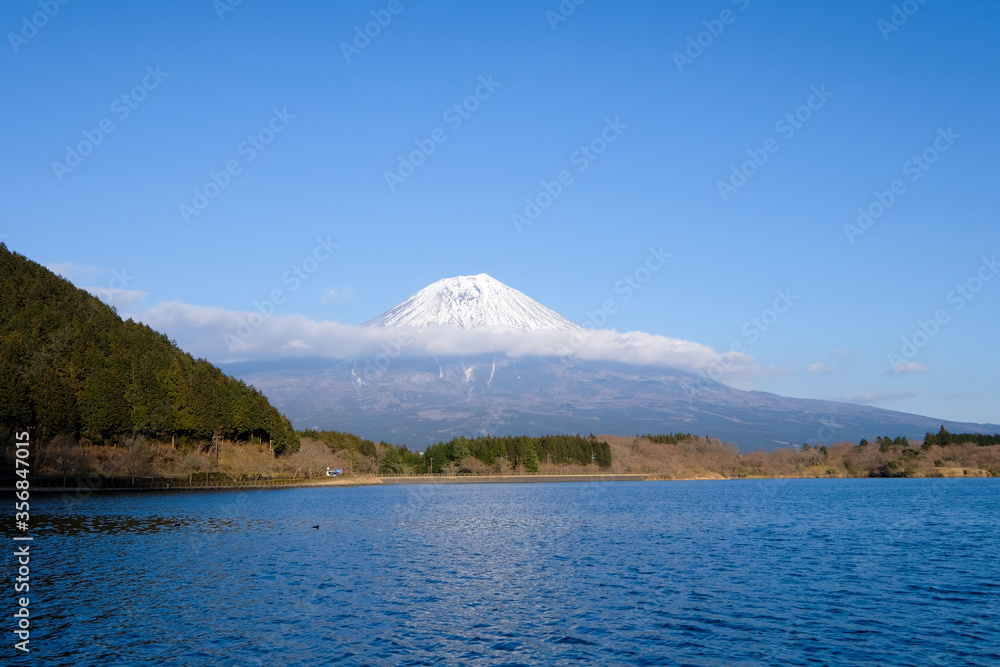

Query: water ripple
[5,479,998,665]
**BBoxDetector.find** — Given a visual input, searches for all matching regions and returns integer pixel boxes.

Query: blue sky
[4,0,998,425]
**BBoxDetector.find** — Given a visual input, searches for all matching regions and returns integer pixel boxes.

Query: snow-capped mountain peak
[362,273,579,330]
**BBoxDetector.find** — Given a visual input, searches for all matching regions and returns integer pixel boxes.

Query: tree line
[0,245,298,454]
[300,430,612,475]
[641,433,694,445]
[921,426,999,448]
[424,434,612,474]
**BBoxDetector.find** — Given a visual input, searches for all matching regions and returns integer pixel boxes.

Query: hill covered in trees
[0,244,297,454]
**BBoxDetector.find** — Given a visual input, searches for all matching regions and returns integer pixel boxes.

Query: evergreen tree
[595,440,612,468]
[0,244,297,449]
[524,444,539,473]
[378,446,404,475]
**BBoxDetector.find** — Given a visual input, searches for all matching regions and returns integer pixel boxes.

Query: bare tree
[220,441,275,482]
[51,435,88,484]
[180,449,211,483]
[100,448,129,479]
[120,434,155,485]
[280,437,344,478]
[459,456,489,475]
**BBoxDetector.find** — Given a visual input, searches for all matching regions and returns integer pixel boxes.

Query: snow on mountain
[362,273,579,331]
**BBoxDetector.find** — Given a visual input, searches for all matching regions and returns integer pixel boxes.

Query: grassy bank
[601,434,998,479]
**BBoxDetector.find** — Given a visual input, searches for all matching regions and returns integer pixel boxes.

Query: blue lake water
[9,478,1000,665]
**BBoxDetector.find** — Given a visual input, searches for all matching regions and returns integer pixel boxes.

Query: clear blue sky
[4,0,998,425]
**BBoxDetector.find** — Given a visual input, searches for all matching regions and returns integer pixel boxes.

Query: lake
[10,478,1000,665]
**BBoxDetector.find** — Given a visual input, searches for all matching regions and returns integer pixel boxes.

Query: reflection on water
[33,513,278,536]
[6,479,999,666]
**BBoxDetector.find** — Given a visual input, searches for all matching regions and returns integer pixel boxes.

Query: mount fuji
[224,275,999,449]
[362,273,578,331]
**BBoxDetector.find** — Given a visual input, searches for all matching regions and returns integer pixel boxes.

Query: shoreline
[13,473,649,494]
[379,473,646,485]
[8,471,993,494]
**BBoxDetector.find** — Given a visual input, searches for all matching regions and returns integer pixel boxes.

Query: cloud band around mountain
[133,300,761,379]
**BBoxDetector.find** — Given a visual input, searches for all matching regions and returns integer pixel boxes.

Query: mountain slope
[229,273,999,450]
[362,273,579,330]
[0,244,298,453]
[224,355,1000,450]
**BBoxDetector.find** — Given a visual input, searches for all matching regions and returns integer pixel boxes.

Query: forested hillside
[0,244,297,454]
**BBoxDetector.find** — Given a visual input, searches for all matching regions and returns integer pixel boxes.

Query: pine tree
[524,444,539,473]
[0,244,298,450]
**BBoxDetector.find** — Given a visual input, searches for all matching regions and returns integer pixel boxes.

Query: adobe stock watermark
[887,254,996,372]
[554,245,671,357]
[843,126,958,244]
[716,84,833,202]
[51,66,169,182]
[224,236,339,351]
[878,0,931,41]
[358,329,415,381]
[179,107,295,224]
[384,75,501,192]
[107,266,133,292]
[7,0,71,54]
[703,287,800,381]
[672,0,751,73]
[11,429,32,653]
[340,0,415,63]
[545,0,586,31]
[511,117,628,233]
[805,420,843,448]
[213,0,244,21]
[91,266,137,307]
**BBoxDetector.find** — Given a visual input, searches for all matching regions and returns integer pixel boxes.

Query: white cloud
[85,286,148,308]
[47,261,104,283]
[128,300,763,379]
[838,390,921,405]
[888,362,928,374]
[320,287,356,306]
[808,362,835,375]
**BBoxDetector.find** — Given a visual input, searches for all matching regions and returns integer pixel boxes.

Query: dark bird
[312,525,319,529]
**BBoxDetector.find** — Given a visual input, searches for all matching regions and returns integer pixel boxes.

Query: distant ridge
[226,355,1000,451]
[362,273,579,331]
